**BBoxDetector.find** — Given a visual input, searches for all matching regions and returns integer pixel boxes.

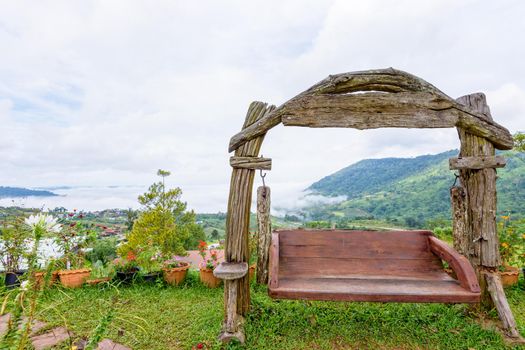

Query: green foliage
[498,216,525,267]
[0,217,30,272]
[121,170,203,258]
[303,150,525,226]
[86,238,118,265]
[514,132,525,152]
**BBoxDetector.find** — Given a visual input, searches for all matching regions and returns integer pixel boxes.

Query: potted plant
[113,251,140,284]
[162,256,190,286]
[0,218,30,289]
[55,212,95,288]
[198,241,221,288]
[136,245,162,283]
[498,216,523,286]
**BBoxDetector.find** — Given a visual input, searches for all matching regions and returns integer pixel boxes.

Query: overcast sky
[0,0,524,212]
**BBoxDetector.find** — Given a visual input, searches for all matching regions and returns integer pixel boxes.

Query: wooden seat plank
[270,276,480,303]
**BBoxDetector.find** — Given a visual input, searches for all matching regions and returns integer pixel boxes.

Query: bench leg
[218,280,246,344]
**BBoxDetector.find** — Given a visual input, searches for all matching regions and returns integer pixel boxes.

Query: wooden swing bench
[268,229,481,303]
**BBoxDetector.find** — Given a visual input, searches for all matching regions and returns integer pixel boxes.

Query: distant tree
[211,229,219,240]
[120,169,200,257]
[125,208,138,232]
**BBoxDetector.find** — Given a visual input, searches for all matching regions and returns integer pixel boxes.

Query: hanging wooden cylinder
[256,186,271,284]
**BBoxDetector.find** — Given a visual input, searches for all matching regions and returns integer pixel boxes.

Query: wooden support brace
[230,156,272,170]
[449,156,506,170]
[484,272,524,340]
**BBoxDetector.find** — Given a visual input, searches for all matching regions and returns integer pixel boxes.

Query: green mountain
[305,150,525,227]
[0,186,58,198]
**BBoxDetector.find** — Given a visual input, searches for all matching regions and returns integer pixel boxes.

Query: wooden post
[454,93,520,339]
[256,186,271,284]
[221,101,275,343]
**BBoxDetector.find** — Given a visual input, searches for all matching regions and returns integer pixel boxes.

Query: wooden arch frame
[218,68,518,343]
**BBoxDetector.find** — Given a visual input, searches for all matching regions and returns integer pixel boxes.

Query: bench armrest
[213,262,248,280]
[268,231,279,289]
[428,236,480,293]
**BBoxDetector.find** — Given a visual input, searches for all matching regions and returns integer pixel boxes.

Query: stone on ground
[31,327,70,350]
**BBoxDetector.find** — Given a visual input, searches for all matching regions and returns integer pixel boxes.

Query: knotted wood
[221,101,275,343]
[256,186,271,284]
[229,68,513,152]
[449,156,506,170]
[455,93,500,269]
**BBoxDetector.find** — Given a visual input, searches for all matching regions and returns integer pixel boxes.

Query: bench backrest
[276,229,444,279]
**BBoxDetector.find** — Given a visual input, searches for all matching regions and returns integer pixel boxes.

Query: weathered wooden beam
[484,272,523,340]
[214,262,248,280]
[256,186,271,284]
[229,69,513,152]
[281,92,458,129]
[230,156,272,170]
[449,156,506,170]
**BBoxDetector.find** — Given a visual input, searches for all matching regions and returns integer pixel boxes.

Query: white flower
[20,280,29,291]
[25,213,61,235]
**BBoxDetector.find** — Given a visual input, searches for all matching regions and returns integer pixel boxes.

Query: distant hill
[304,150,525,226]
[0,186,58,198]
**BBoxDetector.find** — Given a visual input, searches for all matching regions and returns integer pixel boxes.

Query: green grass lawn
[33,271,525,350]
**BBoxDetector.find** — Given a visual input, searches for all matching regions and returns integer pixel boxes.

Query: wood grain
[268,229,480,304]
[229,68,513,152]
[214,262,248,280]
[224,101,275,318]
[256,186,271,284]
[484,272,523,339]
[428,236,480,293]
[449,155,506,170]
[230,156,272,170]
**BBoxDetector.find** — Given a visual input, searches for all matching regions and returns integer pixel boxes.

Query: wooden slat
[268,232,279,289]
[280,243,433,260]
[279,256,444,278]
[278,230,433,260]
[269,277,480,303]
[230,156,272,170]
[428,236,480,293]
[449,155,506,170]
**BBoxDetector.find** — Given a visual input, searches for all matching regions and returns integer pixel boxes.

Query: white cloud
[0,0,523,212]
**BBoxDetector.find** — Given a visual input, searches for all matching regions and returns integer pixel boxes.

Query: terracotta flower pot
[34,271,59,288]
[163,263,190,286]
[58,269,91,288]
[499,266,519,287]
[199,268,221,288]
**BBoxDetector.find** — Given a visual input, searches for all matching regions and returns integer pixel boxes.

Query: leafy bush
[86,238,118,265]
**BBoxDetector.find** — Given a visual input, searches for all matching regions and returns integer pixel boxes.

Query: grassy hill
[304,150,525,227]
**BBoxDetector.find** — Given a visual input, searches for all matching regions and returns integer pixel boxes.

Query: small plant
[498,215,525,267]
[113,251,140,273]
[163,256,188,269]
[0,217,31,273]
[135,244,162,274]
[198,241,218,270]
[55,211,96,270]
